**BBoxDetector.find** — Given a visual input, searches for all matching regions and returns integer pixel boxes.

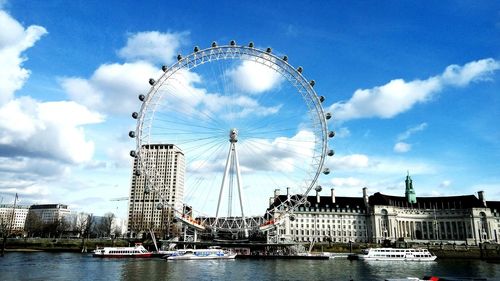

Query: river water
[1,252,499,280]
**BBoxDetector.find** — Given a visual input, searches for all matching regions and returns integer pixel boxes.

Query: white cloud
[118,31,189,64]
[227,60,283,94]
[442,59,500,86]
[188,130,316,175]
[329,154,370,170]
[0,10,47,105]
[439,180,451,188]
[330,177,365,188]
[61,61,161,115]
[106,142,134,169]
[394,142,411,153]
[326,153,436,177]
[397,122,428,141]
[335,127,351,138]
[156,67,283,120]
[0,97,103,164]
[330,58,500,121]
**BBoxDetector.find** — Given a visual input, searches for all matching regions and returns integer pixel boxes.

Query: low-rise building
[0,204,29,233]
[28,204,71,224]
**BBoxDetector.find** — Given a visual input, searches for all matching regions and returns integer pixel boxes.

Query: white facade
[269,187,500,246]
[0,204,29,232]
[128,144,185,237]
[28,204,71,224]
[371,194,500,245]
[267,188,371,244]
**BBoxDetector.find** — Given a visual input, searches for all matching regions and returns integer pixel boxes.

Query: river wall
[5,239,500,260]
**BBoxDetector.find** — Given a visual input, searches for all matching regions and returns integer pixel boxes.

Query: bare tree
[0,210,12,257]
[75,212,94,251]
[103,213,115,238]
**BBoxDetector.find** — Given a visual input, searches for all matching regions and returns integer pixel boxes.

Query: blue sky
[0,0,499,218]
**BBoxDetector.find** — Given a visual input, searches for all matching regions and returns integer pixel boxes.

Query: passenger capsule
[327,149,335,156]
[156,203,163,210]
[290,215,296,222]
[134,169,141,176]
[328,131,335,138]
[132,112,139,119]
[230,40,236,46]
[266,47,272,53]
[194,46,199,52]
[323,168,331,175]
[283,55,288,62]
[325,112,332,120]
[211,41,217,48]
[297,66,303,73]
[248,42,254,48]
[161,65,168,72]
[319,96,325,103]
[315,185,322,192]
[144,186,151,194]
[138,94,145,101]
[309,80,315,87]
[130,150,137,157]
[148,78,155,86]
[177,54,182,61]
[128,131,136,138]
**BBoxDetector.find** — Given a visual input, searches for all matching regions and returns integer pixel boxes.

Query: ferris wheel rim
[132,42,331,227]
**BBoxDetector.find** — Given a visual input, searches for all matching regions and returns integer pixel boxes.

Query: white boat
[356,248,436,261]
[165,247,236,260]
[93,243,152,258]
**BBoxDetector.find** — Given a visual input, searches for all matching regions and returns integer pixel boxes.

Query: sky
[0,0,499,219]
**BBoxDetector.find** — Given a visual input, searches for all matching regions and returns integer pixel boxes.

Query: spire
[405,171,417,204]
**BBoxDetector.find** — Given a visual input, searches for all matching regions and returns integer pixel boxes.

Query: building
[28,204,71,224]
[0,204,29,233]
[267,173,500,245]
[266,188,370,244]
[128,144,185,238]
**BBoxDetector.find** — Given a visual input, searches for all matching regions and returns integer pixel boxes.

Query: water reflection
[1,253,499,281]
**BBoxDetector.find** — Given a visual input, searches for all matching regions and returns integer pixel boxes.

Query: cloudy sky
[0,1,499,218]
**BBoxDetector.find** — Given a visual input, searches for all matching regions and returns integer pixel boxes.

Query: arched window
[479,212,488,240]
[381,209,389,238]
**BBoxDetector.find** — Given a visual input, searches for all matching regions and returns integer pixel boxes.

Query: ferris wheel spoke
[241,140,315,178]
[133,43,331,237]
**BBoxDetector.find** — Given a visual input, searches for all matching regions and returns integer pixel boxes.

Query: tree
[75,212,94,250]
[0,210,12,257]
[95,213,115,238]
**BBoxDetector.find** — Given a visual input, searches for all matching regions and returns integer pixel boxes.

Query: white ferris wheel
[129,40,334,237]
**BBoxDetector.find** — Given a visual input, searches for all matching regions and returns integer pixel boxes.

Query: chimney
[269,197,274,206]
[287,187,290,200]
[478,191,486,207]
[363,187,369,206]
[331,188,336,203]
[316,190,320,203]
[274,189,280,198]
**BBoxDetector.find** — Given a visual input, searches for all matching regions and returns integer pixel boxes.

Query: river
[1,252,499,280]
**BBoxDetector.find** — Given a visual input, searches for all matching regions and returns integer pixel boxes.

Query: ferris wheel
[129,41,334,237]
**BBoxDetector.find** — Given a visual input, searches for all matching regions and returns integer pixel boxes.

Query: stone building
[266,174,500,245]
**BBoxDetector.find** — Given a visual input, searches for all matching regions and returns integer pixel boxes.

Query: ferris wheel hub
[229,128,238,143]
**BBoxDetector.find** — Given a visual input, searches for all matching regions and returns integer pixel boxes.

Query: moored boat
[92,243,152,258]
[164,247,236,260]
[354,248,436,261]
